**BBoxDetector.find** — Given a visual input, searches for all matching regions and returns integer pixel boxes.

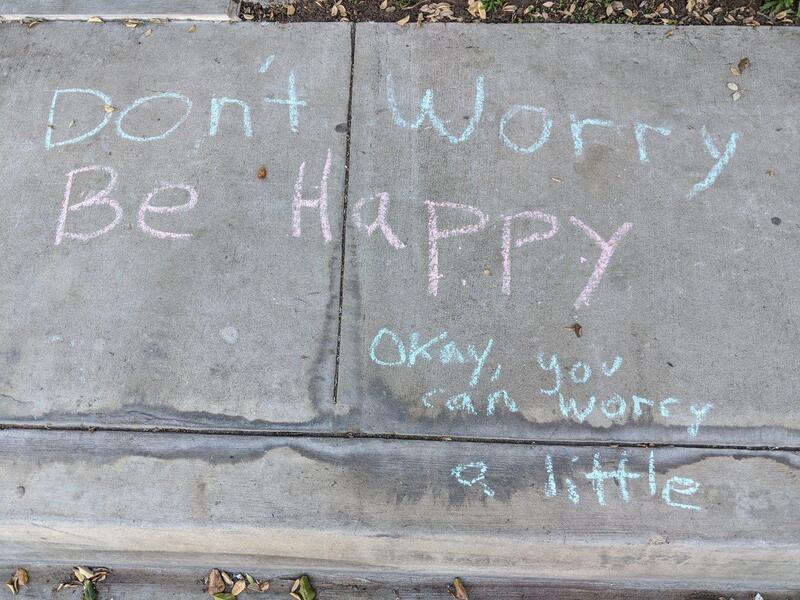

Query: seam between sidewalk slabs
[0,423,797,453]
[331,21,357,405]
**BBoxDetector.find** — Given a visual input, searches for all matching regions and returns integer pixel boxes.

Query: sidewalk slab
[1,430,799,585]
[0,0,234,20]
[337,23,800,447]
[0,22,351,430]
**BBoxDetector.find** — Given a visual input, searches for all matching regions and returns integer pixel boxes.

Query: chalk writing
[453,451,702,510]
[292,149,333,242]
[536,352,713,436]
[385,73,484,145]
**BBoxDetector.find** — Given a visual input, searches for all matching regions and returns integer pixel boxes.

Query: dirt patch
[240,0,798,25]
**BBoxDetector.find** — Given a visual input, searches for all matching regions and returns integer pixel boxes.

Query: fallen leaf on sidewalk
[291,575,316,600]
[82,580,98,600]
[231,580,246,596]
[207,570,225,596]
[87,16,103,23]
[187,24,197,32]
[737,57,750,73]
[257,165,267,179]
[449,577,469,600]
[567,323,583,338]
[6,567,29,594]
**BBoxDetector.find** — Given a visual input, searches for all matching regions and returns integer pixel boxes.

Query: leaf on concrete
[187,24,197,32]
[5,579,17,595]
[14,570,28,588]
[208,570,225,596]
[729,66,740,76]
[737,57,750,73]
[231,580,247,596]
[221,572,234,587]
[726,82,739,91]
[87,16,103,23]
[731,91,742,101]
[82,580,98,600]
[292,575,316,600]
[449,577,469,600]
[213,594,236,600]
[567,323,583,338]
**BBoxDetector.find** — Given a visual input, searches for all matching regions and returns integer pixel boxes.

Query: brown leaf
[286,4,296,15]
[567,323,582,338]
[14,569,28,588]
[6,579,17,595]
[729,66,740,76]
[187,24,197,32]
[221,572,234,586]
[737,57,750,73]
[450,577,469,600]
[397,14,411,24]
[380,0,389,8]
[258,581,270,593]
[208,570,225,596]
[257,165,267,179]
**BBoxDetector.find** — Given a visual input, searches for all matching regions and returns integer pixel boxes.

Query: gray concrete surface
[337,24,800,447]
[1,430,799,586]
[0,0,234,20]
[0,22,351,429]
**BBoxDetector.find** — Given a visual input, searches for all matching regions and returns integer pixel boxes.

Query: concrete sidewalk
[0,20,799,591]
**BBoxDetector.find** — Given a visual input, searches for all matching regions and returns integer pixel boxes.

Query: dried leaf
[729,66,740,76]
[87,16,103,23]
[380,0,389,7]
[221,572,234,586]
[103,105,117,113]
[567,323,582,338]
[737,57,750,73]
[726,81,739,91]
[247,584,261,592]
[245,574,255,585]
[293,576,315,600]
[258,581,270,593]
[6,580,17,595]
[450,577,469,600]
[14,569,28,588]
[289,594,302,600]
[82,580,98,600]
[187,24,197,32]
[286,4,296,15]
[665,29,674,37]
[142,28,153,37]
[397,14,411,24]
[231,581,246,596]
[257,165,267,179]
[208,570,225,596]
[213,594,236,600]
[731,90,742,101]
[124,20,139,28]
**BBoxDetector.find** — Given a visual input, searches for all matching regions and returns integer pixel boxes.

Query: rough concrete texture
[0,22,351,428]
[337,24,800,446]
[0,0,233,20]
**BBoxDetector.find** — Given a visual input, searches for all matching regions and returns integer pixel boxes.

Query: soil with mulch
[240,0,798,25]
